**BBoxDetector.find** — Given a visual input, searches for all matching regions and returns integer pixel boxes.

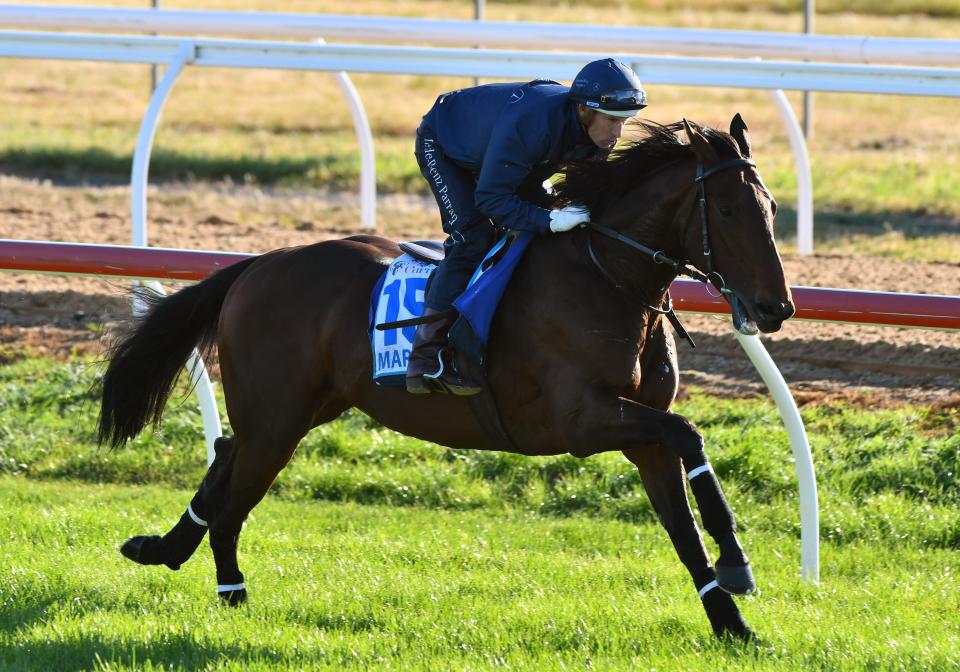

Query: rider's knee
[450,218,495,251]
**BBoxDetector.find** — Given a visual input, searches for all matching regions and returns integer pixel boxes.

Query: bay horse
[98,116,793,640]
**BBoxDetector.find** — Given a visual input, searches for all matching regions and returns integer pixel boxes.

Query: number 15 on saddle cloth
[369,255,433,384]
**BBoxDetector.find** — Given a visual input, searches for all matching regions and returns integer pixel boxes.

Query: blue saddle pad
[453,230,534,346]
[369,231,534,385]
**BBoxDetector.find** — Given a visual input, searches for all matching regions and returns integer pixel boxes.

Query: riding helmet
[569,58,647,118]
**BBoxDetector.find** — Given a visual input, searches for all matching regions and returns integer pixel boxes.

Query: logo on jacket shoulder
[508,89,525,104]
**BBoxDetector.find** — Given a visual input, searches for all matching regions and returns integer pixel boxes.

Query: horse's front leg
[566,395,754,596]
[623,446,753,640]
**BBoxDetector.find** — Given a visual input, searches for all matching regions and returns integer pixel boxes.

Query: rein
[586,156,756,307]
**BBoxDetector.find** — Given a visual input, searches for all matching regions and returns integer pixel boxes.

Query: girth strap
[377,308,457,331]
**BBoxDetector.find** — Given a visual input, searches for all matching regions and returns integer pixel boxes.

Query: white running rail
[1,5,958,65]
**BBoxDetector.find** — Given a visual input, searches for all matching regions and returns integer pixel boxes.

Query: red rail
[0,239,251,280]
[671,283,960,331]
[2,238,959,331]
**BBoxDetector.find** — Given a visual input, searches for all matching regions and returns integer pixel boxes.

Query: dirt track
[1,176,958,407]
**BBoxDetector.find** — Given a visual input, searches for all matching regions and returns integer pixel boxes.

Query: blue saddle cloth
[369,230,534,385]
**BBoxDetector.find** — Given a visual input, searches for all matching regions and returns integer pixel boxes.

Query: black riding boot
[406,308,481,396]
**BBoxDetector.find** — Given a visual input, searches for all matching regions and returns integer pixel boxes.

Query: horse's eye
[719,206,733,217]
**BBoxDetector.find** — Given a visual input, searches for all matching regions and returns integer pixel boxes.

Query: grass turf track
[0,356,957,670]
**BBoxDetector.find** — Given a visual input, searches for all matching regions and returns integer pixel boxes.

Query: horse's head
[553,117,794,332]
[679,115,794,334]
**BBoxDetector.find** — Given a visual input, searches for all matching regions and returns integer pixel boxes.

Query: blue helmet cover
[570,58,647,111]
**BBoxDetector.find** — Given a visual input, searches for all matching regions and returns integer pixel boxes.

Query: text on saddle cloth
[368,231,535,384]
[369,254,433,383]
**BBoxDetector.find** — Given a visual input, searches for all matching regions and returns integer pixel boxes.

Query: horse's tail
[97,257,258,448]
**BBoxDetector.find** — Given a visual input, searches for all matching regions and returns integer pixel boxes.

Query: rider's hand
[549,205,591,233]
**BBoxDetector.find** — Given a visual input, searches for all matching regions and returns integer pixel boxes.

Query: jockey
[407,58,648,396]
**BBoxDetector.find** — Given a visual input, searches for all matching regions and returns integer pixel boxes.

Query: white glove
[549,205,591,233]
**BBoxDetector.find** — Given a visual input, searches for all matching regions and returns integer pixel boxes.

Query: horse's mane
[552,120,742,213]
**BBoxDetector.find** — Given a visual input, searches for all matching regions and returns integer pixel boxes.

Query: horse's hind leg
[202,363,351,605]
[202,421,314,605]
[623,447,753,640]
[120,435,235,571]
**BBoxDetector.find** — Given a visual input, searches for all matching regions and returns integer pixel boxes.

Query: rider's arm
[474,115,554,233]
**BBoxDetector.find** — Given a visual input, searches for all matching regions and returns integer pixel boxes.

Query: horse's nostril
[757,301,794,320]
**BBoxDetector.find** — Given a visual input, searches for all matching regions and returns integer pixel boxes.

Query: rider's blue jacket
[421,80,602,233]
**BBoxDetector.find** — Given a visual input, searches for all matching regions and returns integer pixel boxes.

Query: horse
[98,116,793,641]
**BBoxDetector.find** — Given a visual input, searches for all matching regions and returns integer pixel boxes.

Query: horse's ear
[729,113,752,158]
[682,118,719,164]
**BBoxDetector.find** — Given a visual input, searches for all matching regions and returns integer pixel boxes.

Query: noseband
[587,156,757,306]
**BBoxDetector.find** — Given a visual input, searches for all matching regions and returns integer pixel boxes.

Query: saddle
[398,239,516,280]
[375,234,530,451]
[398,240,445,264]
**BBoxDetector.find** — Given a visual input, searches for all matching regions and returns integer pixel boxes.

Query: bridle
[586,156,757,313]
[380,157,759,338]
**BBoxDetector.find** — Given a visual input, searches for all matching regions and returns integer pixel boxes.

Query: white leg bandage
[217,582,245,593]
[698,579,720,598]
[186,503,208,527]
[686,463,713,482]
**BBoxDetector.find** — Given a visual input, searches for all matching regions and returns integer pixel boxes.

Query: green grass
[0,355,958,669]
[2,356,958,544]
[2,477,959,671]
[0,131,423,194]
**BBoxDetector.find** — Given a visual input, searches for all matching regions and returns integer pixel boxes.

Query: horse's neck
[587,184,690,303]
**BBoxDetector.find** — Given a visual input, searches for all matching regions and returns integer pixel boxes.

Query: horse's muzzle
[754,299,795,333]
[729,295,795,334]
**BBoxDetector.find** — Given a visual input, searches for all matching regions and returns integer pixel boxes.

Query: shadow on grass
[0,146,344,187]
[775,205,960,243]
[0,596,61,635]
[0,584,294,670]
[0,631,292,671]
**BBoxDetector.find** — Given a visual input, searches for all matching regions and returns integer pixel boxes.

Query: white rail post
[768,89,815,256]
[131,40,194,248]
[734,330,820,583]
[131,40,219,466]
[315,38,377,230]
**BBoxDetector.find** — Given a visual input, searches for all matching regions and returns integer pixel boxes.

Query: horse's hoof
[716,562,756,595]
[120,535,164,565]
[218,588,248,607]
[717,624,758,644]
[120,535,183,570]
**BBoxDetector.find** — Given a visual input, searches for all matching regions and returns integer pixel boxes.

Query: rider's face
[579,106,628,150]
